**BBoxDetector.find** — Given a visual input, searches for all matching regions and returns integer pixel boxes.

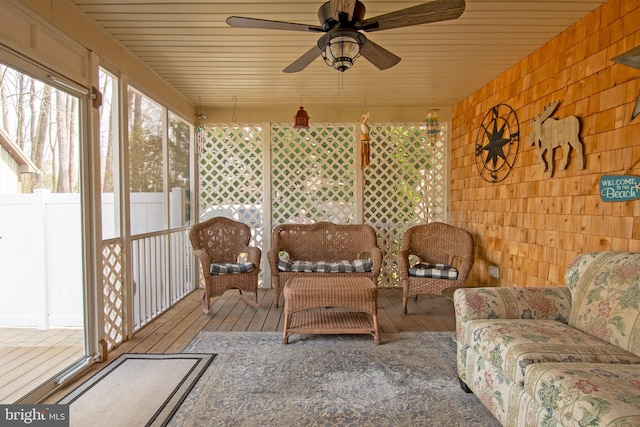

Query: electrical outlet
[488,265,500,279]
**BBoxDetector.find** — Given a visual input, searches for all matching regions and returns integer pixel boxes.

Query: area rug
[58,353,215,427]
[173,332,499,426]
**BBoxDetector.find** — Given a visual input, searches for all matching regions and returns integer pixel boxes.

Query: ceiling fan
[226,0,466,73]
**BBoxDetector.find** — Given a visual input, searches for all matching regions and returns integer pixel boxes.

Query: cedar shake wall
[451,0,640,288]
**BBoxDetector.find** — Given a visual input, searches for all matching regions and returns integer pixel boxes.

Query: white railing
[130,227,194,331]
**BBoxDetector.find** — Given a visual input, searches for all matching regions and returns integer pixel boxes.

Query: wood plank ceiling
[70,0,607,109]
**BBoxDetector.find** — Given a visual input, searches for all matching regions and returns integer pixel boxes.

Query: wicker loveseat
[267,222,382,306]
[454,251,640,427]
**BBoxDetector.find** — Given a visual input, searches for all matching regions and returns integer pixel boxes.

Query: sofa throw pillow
[210,262,255,275]
[409,263,458,279]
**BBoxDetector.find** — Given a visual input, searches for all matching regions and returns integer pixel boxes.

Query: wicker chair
[189,217,261,314]
[398,222,474,314]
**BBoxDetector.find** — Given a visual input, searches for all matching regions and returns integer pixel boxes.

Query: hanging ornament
[294,106,310,128]
[360,111,371,169]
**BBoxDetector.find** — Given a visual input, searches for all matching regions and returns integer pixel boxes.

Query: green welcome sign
[599,175,640,202]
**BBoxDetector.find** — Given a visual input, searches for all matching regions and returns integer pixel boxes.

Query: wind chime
[426,109,441,146]
[360,111,371,169]
[196,97,207,152]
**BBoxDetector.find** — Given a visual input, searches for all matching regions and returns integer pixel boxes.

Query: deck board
[5,287,455,404]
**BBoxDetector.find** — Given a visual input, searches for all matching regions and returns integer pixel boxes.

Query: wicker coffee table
[282,277,380,344]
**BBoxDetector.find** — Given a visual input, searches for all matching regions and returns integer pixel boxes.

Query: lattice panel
[425,125,448,221]
[197,122,448,291]
[271,123,356,225]
[364,123,448,287]
[102,240,124,350]
[198,124,265,281]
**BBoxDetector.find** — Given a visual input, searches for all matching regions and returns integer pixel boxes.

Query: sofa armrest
[453,287,572,342]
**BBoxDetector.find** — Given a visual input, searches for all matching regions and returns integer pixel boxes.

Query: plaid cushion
[409,263,458,279]
[289,260,316,272]
[278,259,372,273]
[210,262,255,275]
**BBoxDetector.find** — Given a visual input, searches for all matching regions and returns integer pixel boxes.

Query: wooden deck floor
[37,287,455,403]
[0,327,84,403]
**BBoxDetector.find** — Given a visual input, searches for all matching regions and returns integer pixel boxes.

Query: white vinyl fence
[0,190,82,328]
[0,189,191,330]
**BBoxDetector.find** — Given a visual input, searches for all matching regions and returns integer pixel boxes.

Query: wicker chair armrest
[366,247,383,278]
[456,253,475,282]
[453,287,572,341]
[267,248,281,277]
[193,249,211,279]
[397,249,410,280]
[241,246,261,266]
[193,249,210,266]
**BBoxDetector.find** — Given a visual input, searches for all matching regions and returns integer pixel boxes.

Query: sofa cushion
[210,262,255,275]
[409,263,458,279]
[277,259,372,273]
[565,251,640,357]
[525,362,640,427]
[466,319,640,386]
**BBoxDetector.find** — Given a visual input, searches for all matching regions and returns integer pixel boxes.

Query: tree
[0,64,78,194]
[128,89,163,192]
[100,72,114,193]
[31,85,51,191]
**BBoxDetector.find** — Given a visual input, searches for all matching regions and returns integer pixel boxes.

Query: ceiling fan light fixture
[321,31,365,72]
[227,0,466,74]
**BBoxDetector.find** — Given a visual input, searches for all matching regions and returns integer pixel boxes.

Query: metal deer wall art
[528,100,585,177]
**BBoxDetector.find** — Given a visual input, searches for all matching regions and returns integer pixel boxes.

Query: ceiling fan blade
[330,0,357,22]
[360,39,401,70]
[226,16,322,32]
[283,45,323,73]
[362,0,465,32]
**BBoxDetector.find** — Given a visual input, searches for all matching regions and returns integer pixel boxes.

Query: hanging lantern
[294,106,310,128]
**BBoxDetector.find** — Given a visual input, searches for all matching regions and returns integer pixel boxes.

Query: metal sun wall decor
[612,44,640,122]
[474,104,520,183]
[528,100,585,178]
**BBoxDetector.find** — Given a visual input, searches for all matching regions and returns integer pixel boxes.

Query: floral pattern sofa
[454,251,640,426]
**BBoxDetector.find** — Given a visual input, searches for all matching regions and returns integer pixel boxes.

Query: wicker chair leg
[237,290,261,308]
[274,291,281,308]
[282,312,290,344]
[402,297,408,314]
[201,292,210,314]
